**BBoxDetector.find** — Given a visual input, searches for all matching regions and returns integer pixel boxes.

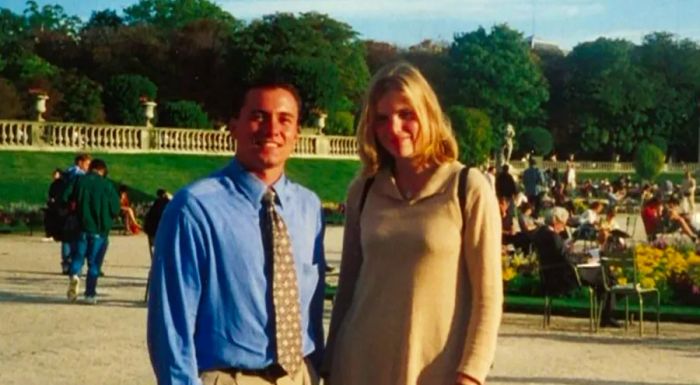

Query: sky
[4,0,700,50]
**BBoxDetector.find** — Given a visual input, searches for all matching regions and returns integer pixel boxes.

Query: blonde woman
[324,62,503,385]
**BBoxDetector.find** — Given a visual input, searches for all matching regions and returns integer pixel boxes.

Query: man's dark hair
[230,81,302,122]
[74,153,91,164]
[502,164,510,173]
[231,63,303,121]
[156,188,167,198]
[89,158,107,172]
[528,157,536,166]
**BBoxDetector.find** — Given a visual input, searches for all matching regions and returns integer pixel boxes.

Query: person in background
[147,79,326,385]
[119,185,142,235]
[495,164,517,201]
[58,153,92,274]
[44,168,64,242]
[564,161,576,191]
[65,159,120,304]
[522,157,546,217]
[532,207,619,328]
[324,62,502,385]
[663,197,699,242]
[143,189,171,252]
[641,196,664,241]
[485,165,496,188]
[576,201,605,241]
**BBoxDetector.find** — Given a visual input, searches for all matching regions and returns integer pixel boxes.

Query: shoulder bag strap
[458,166,471,232]
[359,176,375,215]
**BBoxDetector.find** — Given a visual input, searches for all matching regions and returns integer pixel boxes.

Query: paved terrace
[1,227,699,385]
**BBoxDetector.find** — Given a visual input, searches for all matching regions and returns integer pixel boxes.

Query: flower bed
[503,242,700,306]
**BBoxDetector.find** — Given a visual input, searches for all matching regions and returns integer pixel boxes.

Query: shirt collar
[224,158,292,208]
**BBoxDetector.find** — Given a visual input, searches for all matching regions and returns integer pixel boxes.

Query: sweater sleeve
[457,170,504,384]
[321,176,366,375]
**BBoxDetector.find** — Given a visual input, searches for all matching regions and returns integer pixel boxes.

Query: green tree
[159,100,210,128]
[565,38,657,159]
[326,110,355,136]
[449,24,548,148]
[103,74,157,125]
[123,0,240,30]
[17,53,58,82]
[402,41,452,106]
[634,32,700,161]
[234,12,369,116]
[518,127,553,156]
[0,78,24,118]
[52,70,104,123]
[532,45,572,156]
[364,40,399,74]
[22,0,82,35]
[634,143,665,181]
[83,9,124,30]
[448,106,493,166]
[164,18,237,120]
[78,24,169,88]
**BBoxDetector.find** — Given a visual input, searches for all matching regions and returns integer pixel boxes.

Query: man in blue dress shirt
[147,81,326,385]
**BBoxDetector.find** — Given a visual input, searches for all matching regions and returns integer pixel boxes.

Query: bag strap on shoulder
[359,176,375,215]
[458,166,471,232]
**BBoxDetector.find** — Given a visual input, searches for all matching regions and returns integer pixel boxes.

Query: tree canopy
[3,0,700,164]
[449,24,549,149]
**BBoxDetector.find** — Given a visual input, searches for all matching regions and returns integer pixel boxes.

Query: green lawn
[506,295,700,323]
[0,150,361,206]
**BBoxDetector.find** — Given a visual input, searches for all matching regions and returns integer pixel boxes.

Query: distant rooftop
[526,36,566,54]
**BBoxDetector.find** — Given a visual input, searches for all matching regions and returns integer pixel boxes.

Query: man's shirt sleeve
[308,204,326,369]
[147,197,204,385]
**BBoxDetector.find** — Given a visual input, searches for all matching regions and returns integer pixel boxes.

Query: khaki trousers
[200,360,319,385]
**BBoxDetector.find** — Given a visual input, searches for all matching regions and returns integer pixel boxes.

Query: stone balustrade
[0,119,697,171]
[0,119,357,159]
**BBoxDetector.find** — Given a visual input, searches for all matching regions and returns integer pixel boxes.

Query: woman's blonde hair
[356,61,458,176]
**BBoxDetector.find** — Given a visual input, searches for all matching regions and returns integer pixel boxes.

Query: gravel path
[1,228,698,385]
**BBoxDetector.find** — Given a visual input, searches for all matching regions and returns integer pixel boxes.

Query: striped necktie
[262,188,303,375]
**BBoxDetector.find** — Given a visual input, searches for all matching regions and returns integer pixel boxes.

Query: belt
[229,364,288,381]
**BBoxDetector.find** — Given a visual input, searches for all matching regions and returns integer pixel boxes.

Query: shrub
[325,111,354,136]
[52,70,105,123]
[158,100,211,129]
[518,127,553,156]
[447,106,493,166]
[634,142,665,181]
[0,78,24,118]
[103,74,157,125]
[18,54,58,82]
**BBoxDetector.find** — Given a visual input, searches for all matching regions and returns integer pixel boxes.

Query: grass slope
[1,150,361,206]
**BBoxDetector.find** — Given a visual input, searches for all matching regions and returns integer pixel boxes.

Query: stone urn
[316,112,327,135]
[142,100,157,128]
[35,94,49,122]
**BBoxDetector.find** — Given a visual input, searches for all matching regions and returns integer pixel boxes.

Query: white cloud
[221,0,606,21]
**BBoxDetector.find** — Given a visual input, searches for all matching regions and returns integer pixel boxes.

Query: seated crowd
[496,161,698,328]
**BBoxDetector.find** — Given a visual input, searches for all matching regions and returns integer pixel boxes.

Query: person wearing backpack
[324,62,502,385]
[64,158,120,304]
[57,153,92,274]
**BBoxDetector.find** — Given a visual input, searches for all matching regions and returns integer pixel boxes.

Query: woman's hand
[455,372,481,385]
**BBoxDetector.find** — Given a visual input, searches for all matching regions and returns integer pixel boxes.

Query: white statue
[502,123,515,164]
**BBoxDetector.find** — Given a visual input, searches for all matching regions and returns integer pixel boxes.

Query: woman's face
[373,89,420,160]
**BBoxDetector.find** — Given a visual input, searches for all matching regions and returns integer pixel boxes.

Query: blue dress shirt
[147,158,326,385]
